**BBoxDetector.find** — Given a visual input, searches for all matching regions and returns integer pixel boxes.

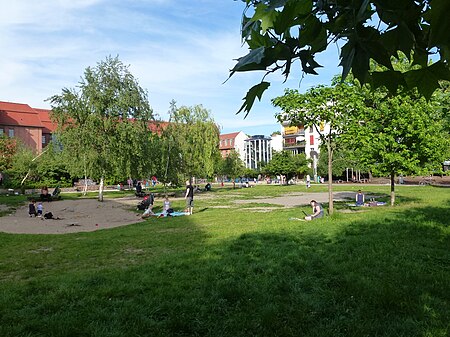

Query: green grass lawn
[0,185,449,337]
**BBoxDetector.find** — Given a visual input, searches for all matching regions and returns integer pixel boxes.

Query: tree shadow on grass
[1,204,449,337]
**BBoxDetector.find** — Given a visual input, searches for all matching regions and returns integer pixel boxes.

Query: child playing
[37,202,43,217]
[28,200,37,217]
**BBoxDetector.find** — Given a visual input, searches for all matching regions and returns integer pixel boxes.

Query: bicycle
[419,176,436,186]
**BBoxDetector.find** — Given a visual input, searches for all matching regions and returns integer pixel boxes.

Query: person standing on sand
[185,180,194,215]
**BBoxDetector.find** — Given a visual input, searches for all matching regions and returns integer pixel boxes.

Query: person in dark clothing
[40,186,51,202]
[28,200,37,217]
[136,181,142,194]
[185,180,194,215]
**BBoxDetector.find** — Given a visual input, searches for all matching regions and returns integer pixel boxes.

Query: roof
[0,101,44,128]
[219,131,241,140]
[147,121,169,134]
[0,100,171,135]
[34,108,57,133]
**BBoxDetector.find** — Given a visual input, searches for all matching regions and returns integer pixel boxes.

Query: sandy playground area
[0,191,363,235]
[0,197,144,235]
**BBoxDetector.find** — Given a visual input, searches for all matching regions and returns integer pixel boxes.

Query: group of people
[28,199,44,217]
[141,180,195,218]
[137,178,368,222]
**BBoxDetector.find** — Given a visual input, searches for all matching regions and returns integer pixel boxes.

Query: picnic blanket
[154,211,189,217]
[348,201,386,207]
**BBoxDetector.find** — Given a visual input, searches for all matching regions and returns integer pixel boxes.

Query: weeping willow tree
[49,56,154,201]
[161,103,220,185]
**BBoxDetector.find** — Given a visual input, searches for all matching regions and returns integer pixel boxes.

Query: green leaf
[274,0,312,35]
[352,44,370,84]
[404,68,439,101]
[231,47,266,73]
[371,70,406,93]
[247,29,275,49]
[299,50,322,75]
[251,3,279,32]
[237,82,271,117]
[356,0,371,22]
[427,0,450,56]
[339,41,356,80]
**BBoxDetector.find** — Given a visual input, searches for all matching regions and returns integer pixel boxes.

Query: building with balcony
[281,122,331,180]
[282,125,306,155]
[244,135,272,169]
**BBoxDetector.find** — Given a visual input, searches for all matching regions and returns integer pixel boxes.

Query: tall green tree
[272,83,364,214]
[344,90,449,205]
[49,56,154,201]
[232,0,450,115]
[164,104,220,182]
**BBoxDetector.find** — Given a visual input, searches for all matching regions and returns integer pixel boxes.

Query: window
[8,129,14,138]
[309,126,313,133]
[0,128,3,136]
[42,135,46,144]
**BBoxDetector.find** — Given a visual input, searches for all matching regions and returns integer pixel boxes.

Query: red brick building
[0,101,56,153]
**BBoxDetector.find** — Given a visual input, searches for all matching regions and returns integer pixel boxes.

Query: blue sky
[0,0,340,136]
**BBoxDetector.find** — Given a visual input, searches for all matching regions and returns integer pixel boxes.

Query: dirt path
[234,191,359,207]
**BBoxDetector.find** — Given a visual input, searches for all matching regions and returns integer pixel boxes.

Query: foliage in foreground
[233,0,450,115]
[0,185,448,337]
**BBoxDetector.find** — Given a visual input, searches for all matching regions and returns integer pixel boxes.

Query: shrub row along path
[0,191,361,235]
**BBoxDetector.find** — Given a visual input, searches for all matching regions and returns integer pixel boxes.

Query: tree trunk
[390,173,395,206]
[327,140,334,215]
[83,155,87,196]
[98,176,104,202]
[83,173,88,196]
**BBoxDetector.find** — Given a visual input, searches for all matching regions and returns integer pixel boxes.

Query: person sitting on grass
[304,200,324,221]
[355,190,365,206]
[162,196,172,216]
[141,204,154,219]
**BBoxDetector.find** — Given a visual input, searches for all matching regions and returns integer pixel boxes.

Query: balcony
[282,129,305,137]
[283,140,306,149]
